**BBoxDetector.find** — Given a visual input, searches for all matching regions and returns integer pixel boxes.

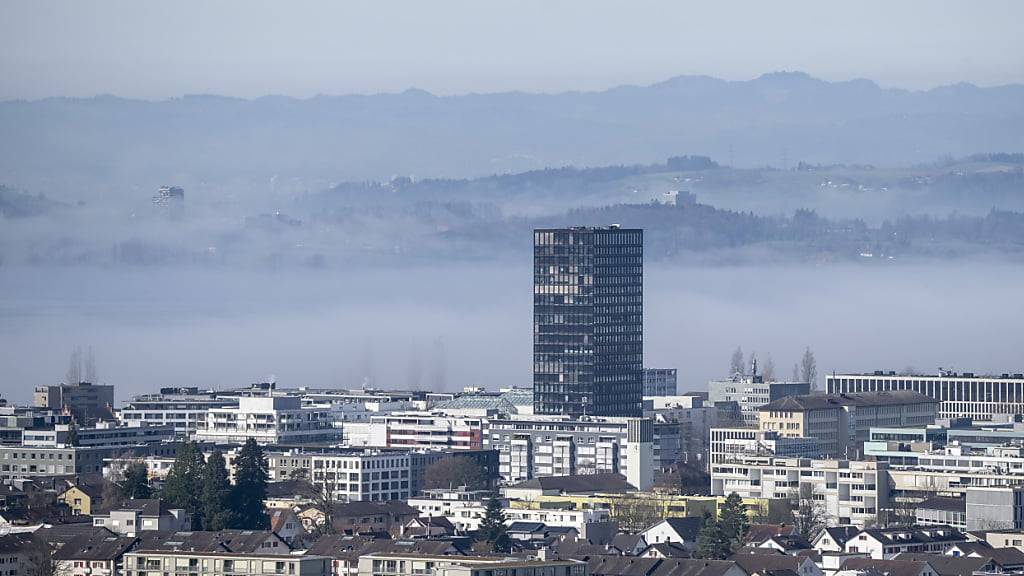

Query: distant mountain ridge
[1,72,1022,196]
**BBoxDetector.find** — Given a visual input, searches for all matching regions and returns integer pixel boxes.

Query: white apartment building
[308,449,411,503]
[195,396,338,445]
[711,456,889,527]
[22,421,175,448]
[827,371,1024,422]
[709,428,821,464]
[122,550,329,576]
[118,388,238,437]
[486,415,653,490]
[503,506,610,532]
[408,487,491,531]
[367,411,485,451]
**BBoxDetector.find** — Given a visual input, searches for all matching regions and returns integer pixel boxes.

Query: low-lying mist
[2,260,1022,404]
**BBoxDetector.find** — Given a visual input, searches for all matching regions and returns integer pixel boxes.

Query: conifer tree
[229,439,269,529]
[477,498,510,553]
[121,462,152,500]
[161,441,206,528]
[201,450,233,530]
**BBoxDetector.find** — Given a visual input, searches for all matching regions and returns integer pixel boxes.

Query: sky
[1,0,1023,100]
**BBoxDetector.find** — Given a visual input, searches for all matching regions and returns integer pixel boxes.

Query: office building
[708,376,809,426]
[533,226,643,417]
[0,443,177,481]
[22,421,175,448]
[827,371,1024,422]
[916,487,1024,531]
[486,414,654,489]
[34,381,115,424]
[758,390,938,457]
[644,368,678,396]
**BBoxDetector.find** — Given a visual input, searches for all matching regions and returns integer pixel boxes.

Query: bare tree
[85,346,97,382]
[800,347,818,389]
[613,498,663,533]
[761,353,775,382]
[299,476,337,536]
[792,363,800,382]
[66,346,82,384]
[730,347,744,376]
[790,486,826,542]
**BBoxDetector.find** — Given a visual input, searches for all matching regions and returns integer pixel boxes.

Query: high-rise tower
[533,226,643,417]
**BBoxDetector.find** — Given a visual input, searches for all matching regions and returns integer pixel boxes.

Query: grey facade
[827,371,1024,422]
[34,382,115,424]
[708,376,809,425]
[644,368,678,396]
[533,227,643,417]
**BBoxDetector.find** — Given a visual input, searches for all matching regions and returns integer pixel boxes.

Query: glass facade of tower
[533,227,643,417]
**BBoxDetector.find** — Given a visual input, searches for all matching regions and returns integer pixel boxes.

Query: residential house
[58,481,104,516]
[587,556,745,576]
[813,527,861,553]
[731,551,824,576]
[843,527,967,559]
[53,532,137,576]
[641,518,703,551]
[268,508,308,545]
[91,499,190,536]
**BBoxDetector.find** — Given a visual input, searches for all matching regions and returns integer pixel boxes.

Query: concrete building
[646,396,721,470]
[710,456,889,527]
[34,381,115,424]
[119,388,238,437]
[486,415,654,489]
[22,421,175,448]
[195,396,337,444]
[533,226,644,418]
[758,391,938,457]
[407,486,492,532]
[644,369,678,397]
[709,428,821,464]
[915,486,1024,532]
[0,443,177,481]
[827,371,1024,422]
[709,376,809,426]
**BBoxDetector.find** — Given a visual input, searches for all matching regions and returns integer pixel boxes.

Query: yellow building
[58,482,104,516]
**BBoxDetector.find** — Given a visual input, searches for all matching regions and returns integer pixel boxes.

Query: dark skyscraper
[533,226,643,417]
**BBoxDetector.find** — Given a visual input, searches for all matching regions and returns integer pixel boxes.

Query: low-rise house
[309,501,419,537]
[731,551,824,576]
[136,530,291,555]
[943,541,1024,572]
[609,534,648,556]
[638,542,691,559]
[838,558,935,576]
[641,518,703,550]
[401,515,456,538]
[759,536,812,554]
[91,499,190,536]
[813,527,861,553]
[843,527,967,559]
[53,532,137,576]
[58,481,104,516]
[507,521,549,542]
[587,556,743,576]
[894,553,988,576]
[268,507,308,545]
[307,535,467,576]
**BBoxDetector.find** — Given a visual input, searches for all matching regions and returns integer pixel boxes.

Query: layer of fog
[2,261,1022,405]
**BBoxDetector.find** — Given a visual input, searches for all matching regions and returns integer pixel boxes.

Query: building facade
[710,456,889,528]
[758,391,938,457]
[644,369,678,397]
[709,428,821,464]
[366,412,484,451]
[34,382,115,424]
[827,371,1024,422]
[708,377,809,426]
[195,396,337,444]
[119,388,238,437]
[533,226,643,417]
[486,415,653,489]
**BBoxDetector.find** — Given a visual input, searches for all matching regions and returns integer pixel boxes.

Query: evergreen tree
[717,492,751,548]
[201,450,233,530]
[477,498,510,552]
[161,441,206,528]
[695,513,731,560]
[120,462,152,500]
[229,439,269,530]
[66,422,80,447]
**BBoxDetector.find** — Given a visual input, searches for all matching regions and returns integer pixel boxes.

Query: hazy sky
[2,0,1023,100]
